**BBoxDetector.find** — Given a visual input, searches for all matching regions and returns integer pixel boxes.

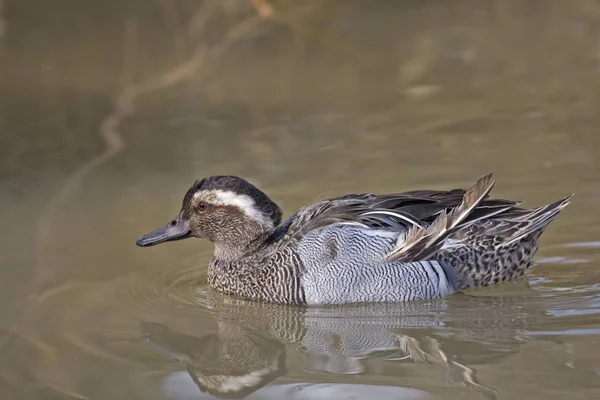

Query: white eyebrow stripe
[196,190,273,227]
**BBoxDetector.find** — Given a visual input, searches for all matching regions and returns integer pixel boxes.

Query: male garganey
[136,174,571,305]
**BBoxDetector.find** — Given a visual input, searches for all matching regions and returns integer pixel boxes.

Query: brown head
[136,176,283,260]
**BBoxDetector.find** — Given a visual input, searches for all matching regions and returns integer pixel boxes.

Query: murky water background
[1,1,600,399]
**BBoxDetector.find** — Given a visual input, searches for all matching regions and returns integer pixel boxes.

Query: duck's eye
[198,202,209,210]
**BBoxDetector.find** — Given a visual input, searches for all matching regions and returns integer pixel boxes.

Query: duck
[136,174,572,305]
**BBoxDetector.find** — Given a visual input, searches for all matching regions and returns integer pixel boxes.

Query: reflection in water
[140,321,286,398]
[161,379,434,400]
[139,294,545,399]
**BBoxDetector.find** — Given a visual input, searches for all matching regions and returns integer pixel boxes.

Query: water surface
[1,1,599,399]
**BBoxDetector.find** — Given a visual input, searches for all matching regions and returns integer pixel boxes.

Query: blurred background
[0,1,599,399]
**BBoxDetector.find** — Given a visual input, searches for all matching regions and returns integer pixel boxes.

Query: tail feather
[502,194,573,245]
[386,173,498,262]
[384,173,572,264]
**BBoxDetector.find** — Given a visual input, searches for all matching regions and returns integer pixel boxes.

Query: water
[1,1,600,399]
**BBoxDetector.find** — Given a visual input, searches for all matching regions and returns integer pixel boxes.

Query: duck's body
[137,174,571,305]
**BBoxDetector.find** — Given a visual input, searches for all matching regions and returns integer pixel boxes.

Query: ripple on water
[536,287,600,319]
[116,263,213,316]
[564,241,600,248]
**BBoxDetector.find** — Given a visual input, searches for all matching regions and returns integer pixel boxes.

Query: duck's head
[136,176,282,258]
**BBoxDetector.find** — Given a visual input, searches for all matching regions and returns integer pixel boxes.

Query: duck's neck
[212,236,266,262]
[211,223,274,263]
[208,243,267,301]
[207,228,305,304]
[207,224,281,300]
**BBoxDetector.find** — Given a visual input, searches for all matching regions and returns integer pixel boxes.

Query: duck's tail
[496,194,573,246]
[384,173,572,264]
[440,193,572,291]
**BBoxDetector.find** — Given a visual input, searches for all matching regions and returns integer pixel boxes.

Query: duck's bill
[136,214,191,247]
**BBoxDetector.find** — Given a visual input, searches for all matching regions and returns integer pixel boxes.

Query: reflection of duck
[140,321,285,398]
[137,174,570,305]
[140,294,543,400]
[161,378,435,400]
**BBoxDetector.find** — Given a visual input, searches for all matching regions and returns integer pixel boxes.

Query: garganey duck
[136,174,571,305]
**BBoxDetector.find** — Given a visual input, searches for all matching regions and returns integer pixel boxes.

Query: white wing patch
[196,190,273,227]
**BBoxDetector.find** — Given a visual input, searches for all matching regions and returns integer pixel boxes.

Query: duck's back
[297,225,456,305]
